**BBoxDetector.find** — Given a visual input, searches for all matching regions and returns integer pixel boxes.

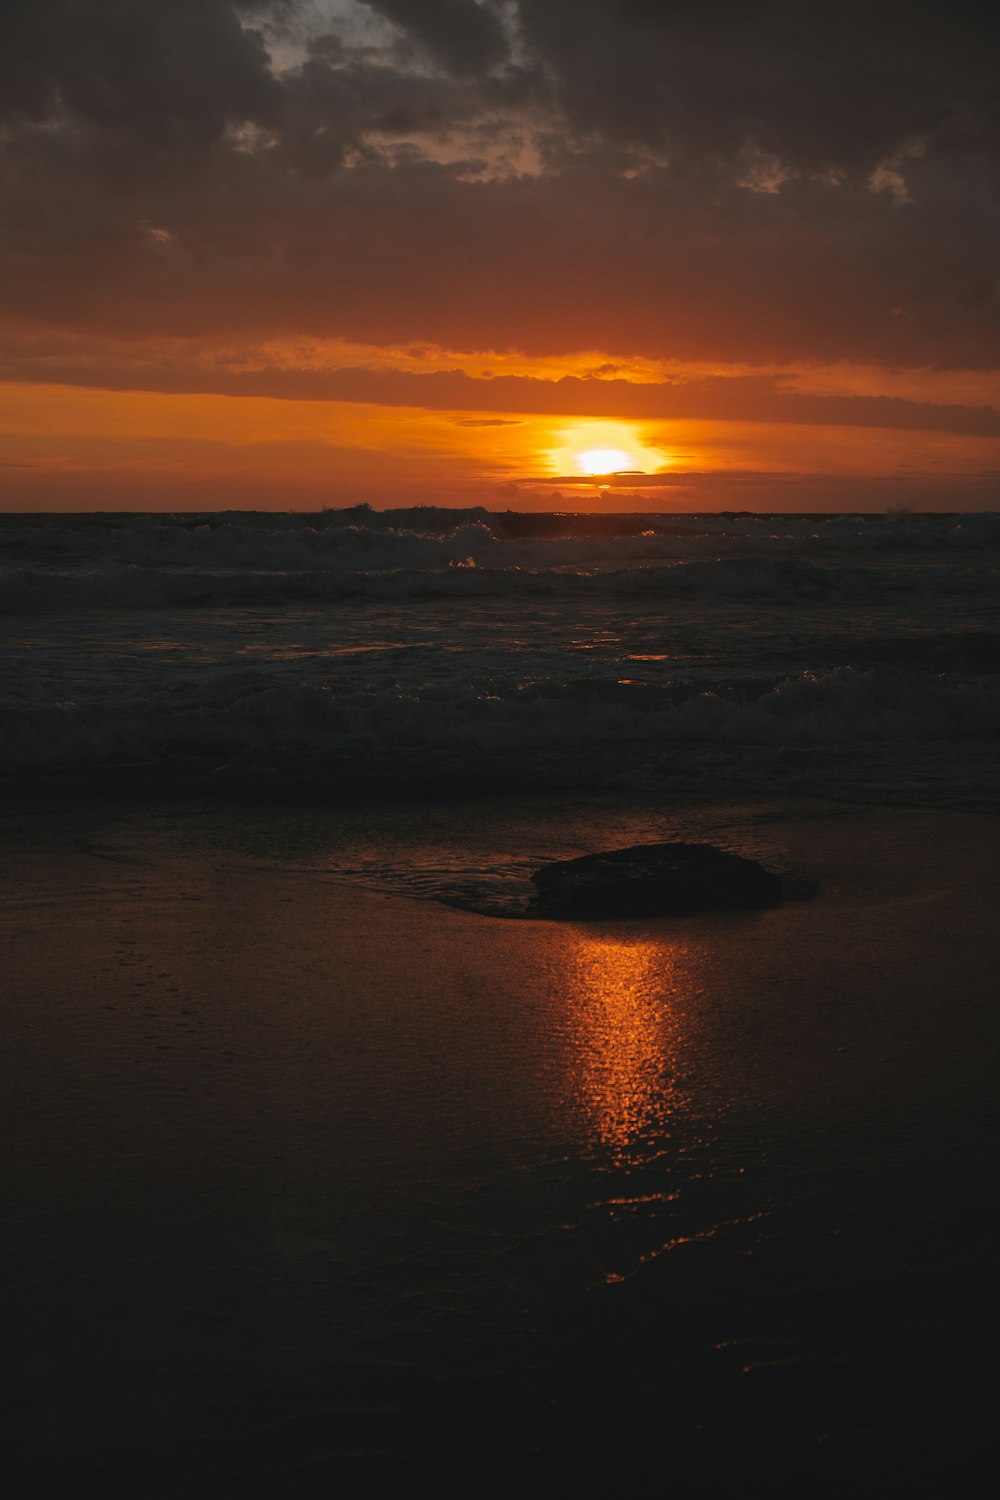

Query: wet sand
[4,796,999,1496]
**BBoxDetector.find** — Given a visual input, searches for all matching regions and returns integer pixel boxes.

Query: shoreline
[5,741,1000,812]
[5,793,999,1494]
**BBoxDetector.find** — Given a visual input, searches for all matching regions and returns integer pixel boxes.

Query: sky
[2,0,1000,511]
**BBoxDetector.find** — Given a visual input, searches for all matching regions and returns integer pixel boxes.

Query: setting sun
[547,421,668,482]
[577,448,635,475]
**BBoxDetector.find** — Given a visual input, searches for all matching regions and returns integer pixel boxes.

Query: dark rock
[529,842,781,919]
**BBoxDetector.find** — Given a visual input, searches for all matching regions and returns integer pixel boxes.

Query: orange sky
[3,373,999,512]
[3,2,1000,511]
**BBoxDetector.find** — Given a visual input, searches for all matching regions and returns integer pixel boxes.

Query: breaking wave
[3,509,998,615]
[3,507,998,803]
[4,665,999,786]
[1,554,995,614]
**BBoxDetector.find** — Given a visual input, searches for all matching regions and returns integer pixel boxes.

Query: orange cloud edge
[2,334,999,512]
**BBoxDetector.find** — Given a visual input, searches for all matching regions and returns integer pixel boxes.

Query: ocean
[2,506,999,807]
[4,507,1000,1495]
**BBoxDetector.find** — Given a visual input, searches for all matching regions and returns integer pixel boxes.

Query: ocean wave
[3,508,1000,579]
[2,552,995,614]
[3,666,998,775]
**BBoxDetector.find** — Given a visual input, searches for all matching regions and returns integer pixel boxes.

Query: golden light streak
[563,934,690,1159]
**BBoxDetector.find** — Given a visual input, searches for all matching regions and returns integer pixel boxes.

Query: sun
[576,447,635,475]
[547,422,667,481]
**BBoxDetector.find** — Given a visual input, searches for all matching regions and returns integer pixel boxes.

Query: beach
[7,0,1000,1488]
[5,791,998,1495]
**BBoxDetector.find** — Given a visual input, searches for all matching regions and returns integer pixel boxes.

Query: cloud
[0,1,282,146]
[271,44,541,175]
[516,0,1000,175]
[455,416,523,426]
[529,469,794,488]
[360,2,510,77]
[0,0,998,378]
[3,135,999,367]
[3,329,999,437]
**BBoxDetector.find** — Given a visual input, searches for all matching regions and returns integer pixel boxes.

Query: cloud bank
[2,0,1000,513]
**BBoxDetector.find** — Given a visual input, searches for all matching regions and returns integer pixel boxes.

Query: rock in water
[530,842,781,919]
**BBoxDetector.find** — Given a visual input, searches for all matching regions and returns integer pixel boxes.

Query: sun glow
[577,447,635,475]
[548,421,668,481]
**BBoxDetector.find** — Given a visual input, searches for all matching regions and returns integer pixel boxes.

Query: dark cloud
[272,49,539,175]
[4,132,999,367]
[516,0,1000,174]
[361,2,510,77]
[11,1,994,178]
[0,1,281,146]
[0,0,998,376]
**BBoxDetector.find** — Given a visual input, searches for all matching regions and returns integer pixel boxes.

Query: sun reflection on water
[564,934,690,1160]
